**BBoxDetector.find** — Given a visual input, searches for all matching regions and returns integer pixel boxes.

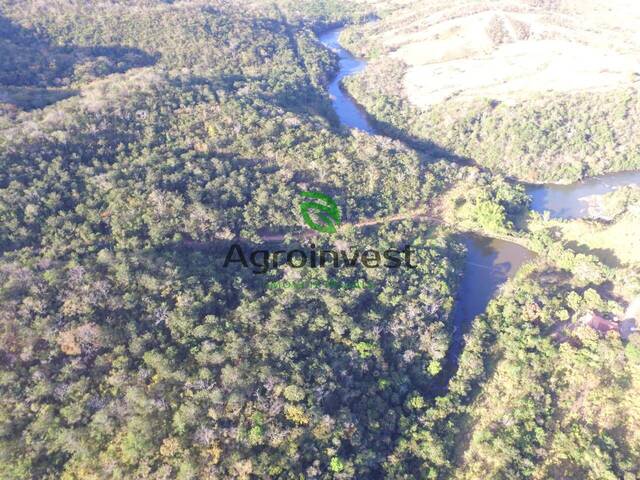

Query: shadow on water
[445,234,535,368]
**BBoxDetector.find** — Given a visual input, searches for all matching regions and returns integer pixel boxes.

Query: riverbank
[317,23,640,378]
[339,19,640,184]
[317,12,640,480]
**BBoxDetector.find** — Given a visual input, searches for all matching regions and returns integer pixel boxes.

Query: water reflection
[528,170,640,219]
[448,235,535,362]
[318,29,374,133]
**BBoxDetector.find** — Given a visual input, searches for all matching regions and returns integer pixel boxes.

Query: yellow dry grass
[360,0,640,107]
[556,214,640,267]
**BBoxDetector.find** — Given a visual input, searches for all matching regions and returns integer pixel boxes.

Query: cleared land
[553,212,640,267]
[529,186,640,267]
[355,0,640,107]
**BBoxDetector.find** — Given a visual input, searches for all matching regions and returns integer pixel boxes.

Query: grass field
[554,214,640,267]
[529,185,640,268]
[347,0,640,107]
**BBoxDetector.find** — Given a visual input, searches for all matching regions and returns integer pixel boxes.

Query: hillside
[1,1,639,479]
[353,0,640,106]
[342,0,640,182]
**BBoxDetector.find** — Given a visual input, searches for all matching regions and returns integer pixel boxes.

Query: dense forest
[1,1,639,479]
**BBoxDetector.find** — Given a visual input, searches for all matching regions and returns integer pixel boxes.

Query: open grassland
[349,0,640,107]
[552,214,640,268]
[528,186,640,267]
[342,0,640,182]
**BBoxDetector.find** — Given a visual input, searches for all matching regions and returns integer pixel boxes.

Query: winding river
[319,26,640,365]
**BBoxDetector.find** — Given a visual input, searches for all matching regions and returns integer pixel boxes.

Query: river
[528,170,640,219]
[318,26,639,368]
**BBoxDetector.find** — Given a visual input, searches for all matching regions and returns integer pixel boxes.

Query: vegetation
[1,0,639,479]
[442,169,530,235]
[530,186,640,267]
[340,2,640,184]
[342,54,640,183]
[0,1,459,478]
[454,259,640,480]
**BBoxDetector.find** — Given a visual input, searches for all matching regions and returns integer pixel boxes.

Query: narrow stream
[321,29,374,134]
[319,26,640,374]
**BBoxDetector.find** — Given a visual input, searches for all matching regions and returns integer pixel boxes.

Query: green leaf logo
[299,191,341,234]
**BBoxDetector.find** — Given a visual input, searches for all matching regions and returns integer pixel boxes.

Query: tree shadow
[334,81,476,166]
[564,240,621,268]
[0,14,157,108]
[0,87,79,111]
